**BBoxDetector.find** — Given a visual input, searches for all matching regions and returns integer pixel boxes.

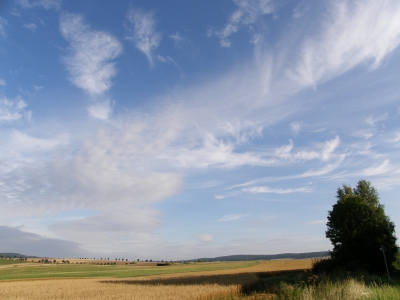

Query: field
[0,260,258,280]
[0,258,399,299]
[0,259,310,299]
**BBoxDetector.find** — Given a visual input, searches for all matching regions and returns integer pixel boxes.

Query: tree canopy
[325,180,397,273]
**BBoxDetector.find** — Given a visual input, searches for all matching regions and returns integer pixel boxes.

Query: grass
[212,268,400,300]
[0,261,257,280]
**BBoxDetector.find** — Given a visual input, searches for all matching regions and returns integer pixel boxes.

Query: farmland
[0,258,399,299]
[0,259,309,299]
[0,259,258,280]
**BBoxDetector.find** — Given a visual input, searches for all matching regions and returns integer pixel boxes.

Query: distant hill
[0,253,37,258]
[188,251,330,262]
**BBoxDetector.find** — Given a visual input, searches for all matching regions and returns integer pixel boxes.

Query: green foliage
[312,258,338,274]
[325,180,398,273]
[394,252,400,271]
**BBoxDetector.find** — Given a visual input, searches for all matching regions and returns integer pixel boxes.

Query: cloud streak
[126,8,161,67]
[16,0,62,10]
[0,17,7,37]
[208,0,274,47]
[216,214,250,222]
[288,0,400,87]
[242,186,312,194]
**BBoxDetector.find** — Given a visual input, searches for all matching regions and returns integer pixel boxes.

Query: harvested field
[0,259,312,299]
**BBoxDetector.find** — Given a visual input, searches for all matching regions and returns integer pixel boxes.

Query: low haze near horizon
[1,0,400,260]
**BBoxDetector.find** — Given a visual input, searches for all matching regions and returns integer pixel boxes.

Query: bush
[394,252,400,270]
[312,258,338,274]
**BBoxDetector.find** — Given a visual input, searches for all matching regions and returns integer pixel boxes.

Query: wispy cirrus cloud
[0,96,31,122]
[242,186,312,194]
[216,214,250,222]
[365,113,388,127]
[360,159,393,177]
[274,136,341,162]
[16,0,62,10]
[208,0,274,47]
[60,13,122,96]
[293,2,309,19]
[169,32,198,60]
[23,23,38,31]
[0,17,7,37]
[288,0,400,87]
[126,7,161,67]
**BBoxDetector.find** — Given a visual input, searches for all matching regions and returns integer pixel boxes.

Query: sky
[0,0,400,260]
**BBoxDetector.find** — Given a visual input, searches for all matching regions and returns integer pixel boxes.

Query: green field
[0,261,257,281]
[0,260,27,266]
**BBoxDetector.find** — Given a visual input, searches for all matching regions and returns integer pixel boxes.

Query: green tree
[326,180,397,273]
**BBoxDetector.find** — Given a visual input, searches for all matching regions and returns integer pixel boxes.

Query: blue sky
[1,0,400,260]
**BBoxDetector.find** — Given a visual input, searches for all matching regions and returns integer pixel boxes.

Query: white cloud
[299,154,346,178]
[0,78,5,86]
[274,136,341,162]
[0,114,183,253]
[0,113,183,218]
[216,213,250,222]
[0,96,31,122]
[23,23,37,31]
[290,121,302,135]
[49,209,162,253]
[361,159,393,176]
[208,0,274,47]
[365,113,388,127]
[321,136,340,161]
[87,100,113,120]
[16,0,62,10]
[390,132,400,143]
[168,132,275,169]
[169,32,198,59]
[352,128,376,140]
[126,8,161,67]
[0,17,8,37]
[169,32,182,44]
[10,130,68,151]
[198,234,214,242]
[242,186,312,194]
[288,0,400,87]
[60,13,122,96]
[293,2,309,19]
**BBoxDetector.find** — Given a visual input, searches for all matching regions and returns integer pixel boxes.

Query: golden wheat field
[0,259,312,300]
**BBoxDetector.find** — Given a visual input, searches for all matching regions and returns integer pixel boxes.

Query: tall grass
[276,279,369,300]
